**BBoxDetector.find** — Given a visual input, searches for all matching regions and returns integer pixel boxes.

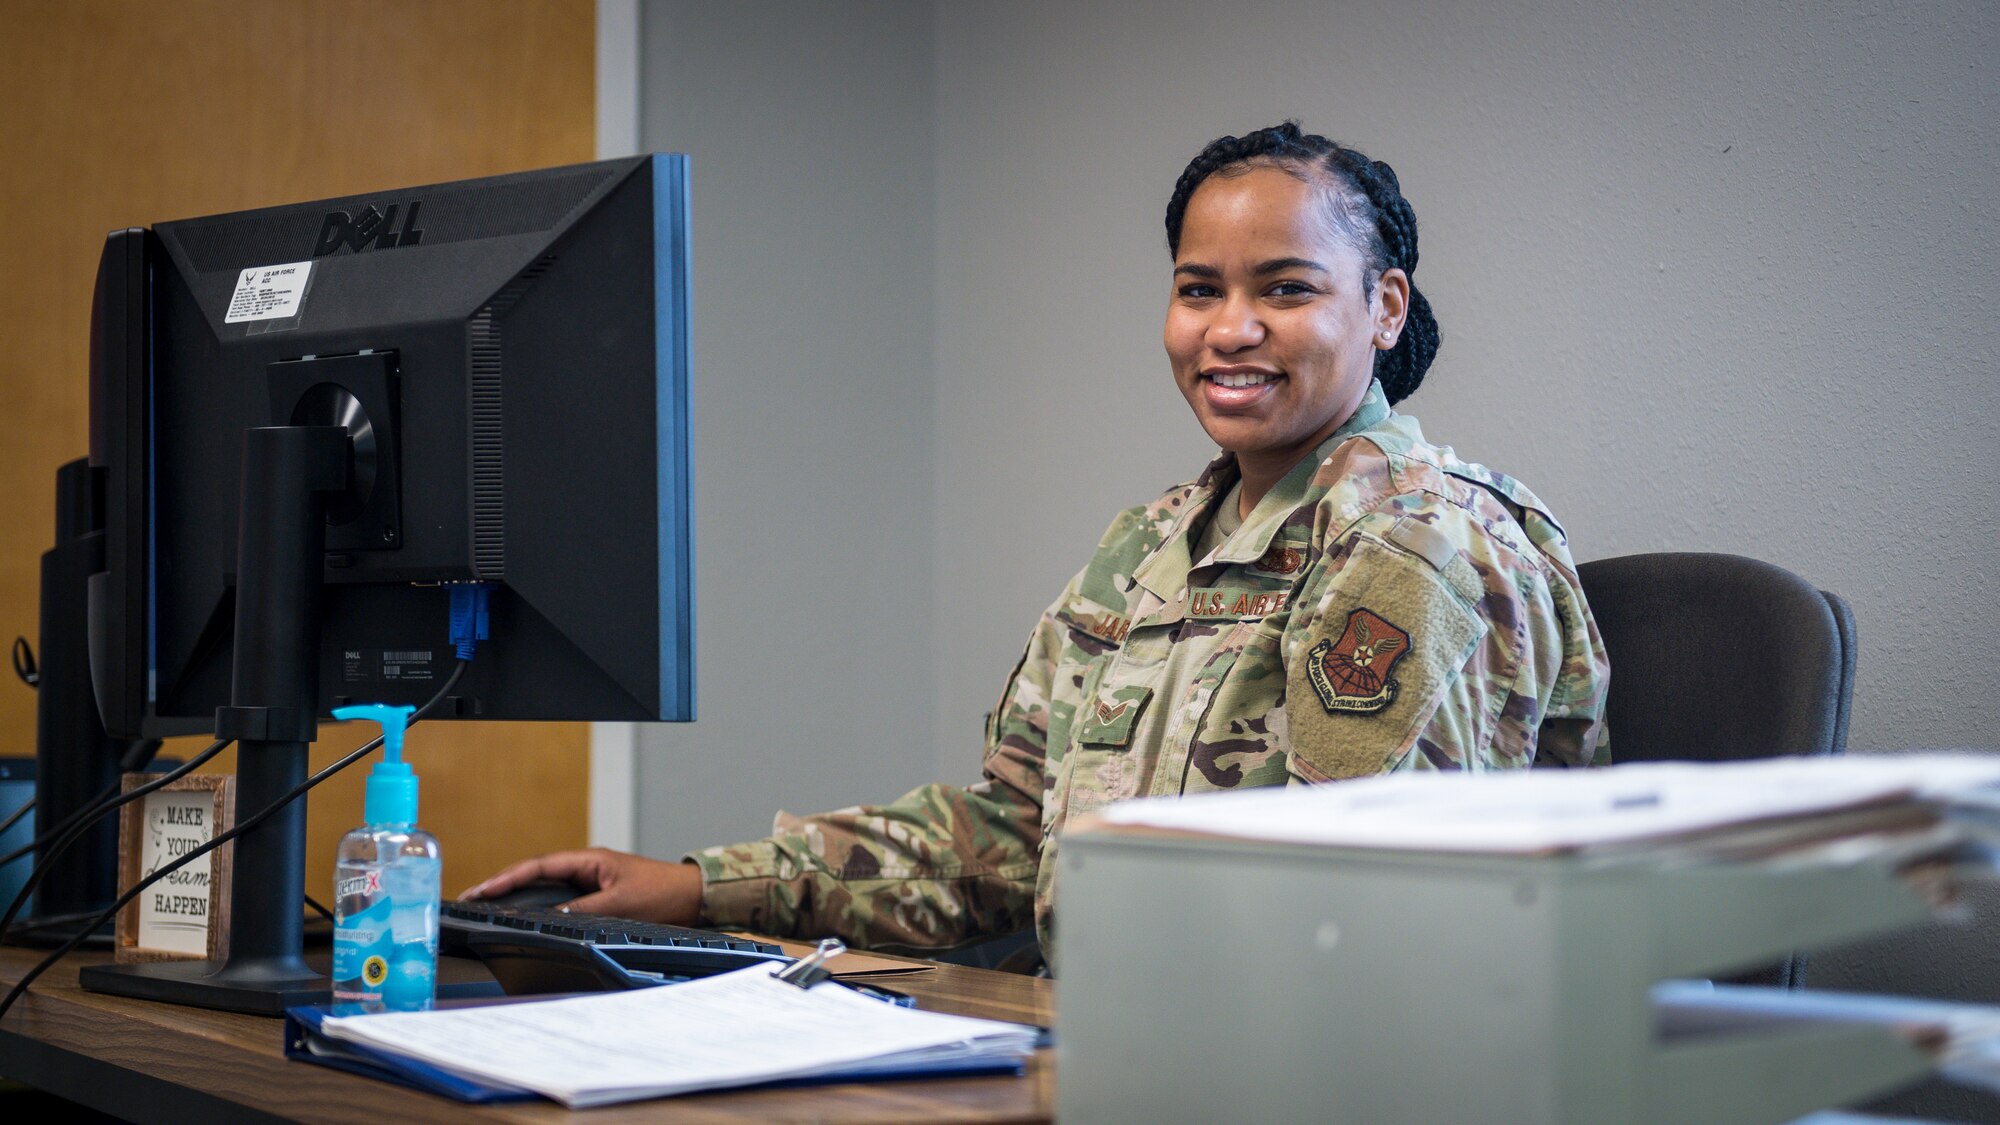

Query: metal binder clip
[773,937,846,989]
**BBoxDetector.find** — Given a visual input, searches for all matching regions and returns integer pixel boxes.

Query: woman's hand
[459,848,704,925]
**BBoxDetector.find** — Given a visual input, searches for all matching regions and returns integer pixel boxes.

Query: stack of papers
[1097,753,2000,857]
[312,965,1039,1108]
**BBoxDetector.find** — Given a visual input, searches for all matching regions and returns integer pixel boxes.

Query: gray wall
[633,1,938,857]
[930,0,2000,779]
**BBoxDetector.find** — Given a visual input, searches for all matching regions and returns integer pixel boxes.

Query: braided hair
[1164,122,1440,403]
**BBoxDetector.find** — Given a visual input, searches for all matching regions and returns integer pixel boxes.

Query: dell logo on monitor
[313,201,425,256]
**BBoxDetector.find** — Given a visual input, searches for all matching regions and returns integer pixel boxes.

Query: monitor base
[79,955,502,1016]
[2,912,114,950]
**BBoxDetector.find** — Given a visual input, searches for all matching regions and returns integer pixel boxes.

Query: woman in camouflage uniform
[467,123,1611,963]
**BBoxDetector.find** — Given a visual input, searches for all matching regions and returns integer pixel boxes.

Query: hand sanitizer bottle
[331,704,441,1014]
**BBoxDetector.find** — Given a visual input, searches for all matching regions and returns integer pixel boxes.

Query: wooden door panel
[0,0,597,896]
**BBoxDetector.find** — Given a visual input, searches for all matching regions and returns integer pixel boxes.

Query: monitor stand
[75,426,503,1016]
[11,459,125,949]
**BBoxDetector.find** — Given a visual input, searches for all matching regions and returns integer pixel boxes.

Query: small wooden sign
[114,773,235,963]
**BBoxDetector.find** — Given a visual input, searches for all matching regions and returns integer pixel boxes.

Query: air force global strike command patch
[1307,609,1410,714]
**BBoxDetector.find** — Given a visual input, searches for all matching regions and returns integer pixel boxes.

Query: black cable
[1,910,112,942]
[2,741,222,873]
[0,659,467,1021]
[0,741,162,871]
[0,740,230,944]
[119,738,166,774]
[0,741,168,920]
[0,740,165,871]
[0,796,32,839]
[0,780,121,873]
[303,893,335,924]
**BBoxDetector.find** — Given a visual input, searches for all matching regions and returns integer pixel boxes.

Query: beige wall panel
[0,0,596,896]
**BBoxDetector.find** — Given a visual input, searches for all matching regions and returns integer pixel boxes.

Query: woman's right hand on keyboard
[459,848,705,925]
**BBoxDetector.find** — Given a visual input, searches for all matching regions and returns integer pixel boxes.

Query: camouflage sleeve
[1525,554,1612,767]
[1282,495,1604,780]
[686,603,1060,952]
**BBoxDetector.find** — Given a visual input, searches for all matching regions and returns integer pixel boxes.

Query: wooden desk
[0,943,1053,1123]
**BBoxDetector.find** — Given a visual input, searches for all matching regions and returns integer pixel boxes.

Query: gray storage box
[1056,824,1938,1125]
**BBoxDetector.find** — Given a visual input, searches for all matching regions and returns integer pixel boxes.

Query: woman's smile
[1200,364,1284,409]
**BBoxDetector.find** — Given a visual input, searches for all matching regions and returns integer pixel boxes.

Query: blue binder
[284,1005,540,1103]
[283,1002,1029,1104]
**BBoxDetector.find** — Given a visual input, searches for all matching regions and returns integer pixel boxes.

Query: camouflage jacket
[691,382,1610,959]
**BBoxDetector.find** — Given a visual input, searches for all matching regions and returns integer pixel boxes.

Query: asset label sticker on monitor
[224,261,314,323]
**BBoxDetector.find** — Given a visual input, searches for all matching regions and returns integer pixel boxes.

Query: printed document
[318,965,1038,1107]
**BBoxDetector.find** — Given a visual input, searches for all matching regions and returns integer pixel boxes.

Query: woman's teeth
[1211,371,1274,388]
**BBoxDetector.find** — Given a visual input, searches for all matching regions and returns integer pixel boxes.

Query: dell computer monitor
[76,154,693,1012]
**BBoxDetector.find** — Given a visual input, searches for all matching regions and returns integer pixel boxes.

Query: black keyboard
[442,902,790,993]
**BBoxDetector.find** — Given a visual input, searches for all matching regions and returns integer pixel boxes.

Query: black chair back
[1576,552,1854,763]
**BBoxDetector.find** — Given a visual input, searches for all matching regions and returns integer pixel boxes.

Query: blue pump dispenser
[336,703,420,826]
[330,702,439,1013]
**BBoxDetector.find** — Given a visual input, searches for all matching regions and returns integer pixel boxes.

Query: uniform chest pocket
[1180,617,1293,792]
[1045,656,1148,834]
[1074,682,1154,746]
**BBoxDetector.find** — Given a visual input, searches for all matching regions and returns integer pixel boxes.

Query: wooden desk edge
[0,944,1053,1123]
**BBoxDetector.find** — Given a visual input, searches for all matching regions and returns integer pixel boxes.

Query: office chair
[1576,552,1854,762]
[1575,551,1859,987]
